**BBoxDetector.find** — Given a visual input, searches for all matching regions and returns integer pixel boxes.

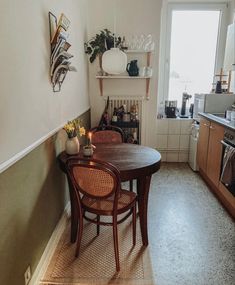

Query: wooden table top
[59,143,161,181]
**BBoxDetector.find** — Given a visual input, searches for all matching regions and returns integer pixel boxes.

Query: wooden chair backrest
[66,158,121,200]
[90,125,124,144]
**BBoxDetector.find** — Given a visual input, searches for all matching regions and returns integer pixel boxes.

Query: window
[169,10,220,102]
[158,3,228,114]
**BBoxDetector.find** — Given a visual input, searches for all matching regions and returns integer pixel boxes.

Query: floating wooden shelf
[96,50,153,99]
[125,49,154,53]
[96,75,152,79]
[96,75,152,99]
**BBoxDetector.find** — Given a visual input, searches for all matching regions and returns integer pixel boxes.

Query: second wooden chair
[90,125,133,191]
[90,125,124,144]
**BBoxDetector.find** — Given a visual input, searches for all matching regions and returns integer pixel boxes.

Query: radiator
[104,96,144,143]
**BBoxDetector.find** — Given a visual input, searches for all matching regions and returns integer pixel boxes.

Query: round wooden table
[58,143,161,246]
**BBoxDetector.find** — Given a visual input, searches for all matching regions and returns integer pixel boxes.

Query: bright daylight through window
[168,10,220,105]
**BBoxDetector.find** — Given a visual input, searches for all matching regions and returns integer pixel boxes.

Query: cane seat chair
[90,125,124,144]
[90,125,134,191]
[66,157,137,272]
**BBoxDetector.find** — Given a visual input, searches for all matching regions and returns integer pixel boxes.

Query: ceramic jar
[65,136,80,155]
[83,145,93,157]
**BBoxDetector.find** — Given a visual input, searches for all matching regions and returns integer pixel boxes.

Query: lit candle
[88,132,92,145]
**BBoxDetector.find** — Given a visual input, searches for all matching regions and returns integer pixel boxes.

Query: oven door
[220,140,235,196]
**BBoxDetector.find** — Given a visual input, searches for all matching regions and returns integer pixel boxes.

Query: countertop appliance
[165,100,177,118]
[188,122,199,171]
[220,128,235,196]
[180,92,192,118]
[193,93,235,122]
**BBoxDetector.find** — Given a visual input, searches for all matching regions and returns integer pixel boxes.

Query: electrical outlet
[24,265,31,285]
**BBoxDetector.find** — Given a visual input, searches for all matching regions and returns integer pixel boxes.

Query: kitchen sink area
[210,113,231,123]
[199,112,235,131]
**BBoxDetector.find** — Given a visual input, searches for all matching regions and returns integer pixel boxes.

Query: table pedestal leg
[137,175,152,246]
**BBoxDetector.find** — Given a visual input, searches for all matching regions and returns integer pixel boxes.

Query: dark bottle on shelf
[215,81,222,93]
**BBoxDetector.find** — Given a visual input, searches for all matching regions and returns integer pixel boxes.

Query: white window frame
[157,2,229,110]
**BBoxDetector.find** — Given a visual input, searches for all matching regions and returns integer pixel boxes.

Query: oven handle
[220,140,234,148]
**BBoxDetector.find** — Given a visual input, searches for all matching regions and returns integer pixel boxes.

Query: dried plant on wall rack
[49,12,77,92]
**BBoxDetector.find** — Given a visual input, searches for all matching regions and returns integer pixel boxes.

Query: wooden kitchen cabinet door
[197,118,210,173]
[206,122,224,187]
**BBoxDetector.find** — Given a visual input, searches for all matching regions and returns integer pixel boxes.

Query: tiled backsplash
[156,118,193,162]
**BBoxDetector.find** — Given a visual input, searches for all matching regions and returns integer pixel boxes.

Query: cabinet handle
[203,123,209,127]
[209,126,215,130]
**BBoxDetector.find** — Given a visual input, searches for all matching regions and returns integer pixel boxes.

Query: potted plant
[84,29,122,67]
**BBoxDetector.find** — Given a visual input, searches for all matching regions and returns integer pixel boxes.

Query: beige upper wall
[0,0,90,169]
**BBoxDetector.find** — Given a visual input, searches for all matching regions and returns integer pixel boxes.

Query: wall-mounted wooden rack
[49,12,77,92]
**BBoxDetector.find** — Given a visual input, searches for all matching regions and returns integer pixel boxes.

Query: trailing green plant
[84,29,122,63]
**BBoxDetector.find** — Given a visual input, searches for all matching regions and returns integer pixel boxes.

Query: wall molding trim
[29,202,71,285]
[0,107,90,174]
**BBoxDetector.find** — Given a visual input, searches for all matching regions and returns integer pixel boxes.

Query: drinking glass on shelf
[137,34,145,50]
[130,35,138,50]
[125,37,131,50]
[139,66,147,77]
[145,67,153,77]
[135,36,141,50]
[143,34,153,51]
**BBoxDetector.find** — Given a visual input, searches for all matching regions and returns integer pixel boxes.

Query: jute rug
[40,216,154,285]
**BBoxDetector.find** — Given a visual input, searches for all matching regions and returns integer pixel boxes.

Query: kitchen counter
[197,113,235,218]
[199,112,235,131]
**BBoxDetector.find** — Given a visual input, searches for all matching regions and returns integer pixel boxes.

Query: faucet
[180,92,192,117]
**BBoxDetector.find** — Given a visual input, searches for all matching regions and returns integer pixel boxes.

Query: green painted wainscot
[0,110,90,285]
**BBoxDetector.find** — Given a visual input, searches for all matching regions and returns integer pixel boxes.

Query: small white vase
[65,136,80,155]
[102,48,127,75]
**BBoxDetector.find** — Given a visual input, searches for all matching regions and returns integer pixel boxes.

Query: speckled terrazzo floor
[149,163,235,285]
[41,163,235,285]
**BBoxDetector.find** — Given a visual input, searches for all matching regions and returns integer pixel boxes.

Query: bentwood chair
[66,157,137,272]
[90,125,124,144]
[90,125,133,191]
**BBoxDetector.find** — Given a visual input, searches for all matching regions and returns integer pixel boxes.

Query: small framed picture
[49,12,57,41]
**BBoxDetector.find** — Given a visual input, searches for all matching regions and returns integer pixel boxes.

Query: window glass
[168,10,220,105]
